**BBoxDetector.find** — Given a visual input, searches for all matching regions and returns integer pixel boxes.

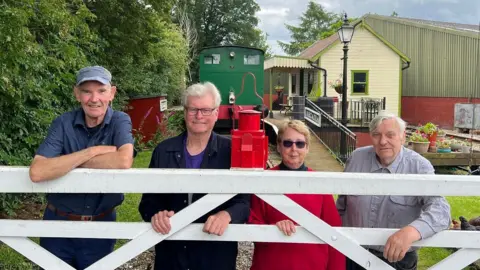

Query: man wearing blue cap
[29,66,134,269]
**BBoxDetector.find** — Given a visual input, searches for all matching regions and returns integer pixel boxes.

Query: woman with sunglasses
[248,120,345,270]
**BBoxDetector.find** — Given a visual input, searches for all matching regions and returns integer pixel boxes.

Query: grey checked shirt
[336,146,451,252]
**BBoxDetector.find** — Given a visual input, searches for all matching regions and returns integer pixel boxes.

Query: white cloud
[257,7,289,16]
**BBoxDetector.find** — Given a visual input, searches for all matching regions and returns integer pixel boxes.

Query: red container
[238,110,261,131]
[231,110,268,169]
[428,131,437,147]
[125,95,167,142]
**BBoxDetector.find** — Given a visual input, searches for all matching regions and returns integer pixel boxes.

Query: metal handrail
[306,98,356,138]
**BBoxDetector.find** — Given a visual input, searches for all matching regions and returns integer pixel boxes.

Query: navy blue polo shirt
[36,107,134,215]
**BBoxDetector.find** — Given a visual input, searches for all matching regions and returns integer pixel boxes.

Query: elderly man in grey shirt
[336,111,451,270]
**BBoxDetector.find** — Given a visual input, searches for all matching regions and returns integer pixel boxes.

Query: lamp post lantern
[337,13,355,161]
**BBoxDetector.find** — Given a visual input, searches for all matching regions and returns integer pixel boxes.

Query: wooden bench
[279,104,293,115]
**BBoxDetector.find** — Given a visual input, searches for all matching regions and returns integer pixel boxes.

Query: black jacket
[139,132,250,270]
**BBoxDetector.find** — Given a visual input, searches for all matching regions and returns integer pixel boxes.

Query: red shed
[125,94,168,142]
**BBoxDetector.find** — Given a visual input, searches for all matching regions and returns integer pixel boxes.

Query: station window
[351,70,369,94]
[204,54,220,64]
[244,55,260,65]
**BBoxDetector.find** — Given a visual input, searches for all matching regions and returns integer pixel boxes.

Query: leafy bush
[0,1,188,216]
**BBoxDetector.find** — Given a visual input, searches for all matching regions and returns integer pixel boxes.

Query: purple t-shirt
[184,137,206,204]
[183,136,206,169]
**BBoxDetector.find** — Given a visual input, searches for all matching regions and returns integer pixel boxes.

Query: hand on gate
[276,220,296,236]
[383,225,421,262]
[203,210,231,236]
[151,210,175,234]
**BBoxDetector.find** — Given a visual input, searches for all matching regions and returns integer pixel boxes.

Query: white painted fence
[1,167,480,270]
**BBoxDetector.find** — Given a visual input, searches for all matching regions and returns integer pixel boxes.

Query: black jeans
[346,249,418,270]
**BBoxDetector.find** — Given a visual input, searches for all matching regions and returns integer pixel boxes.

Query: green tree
[318,16,357,40]
[0,0,189,166]
[84,0,188,104]
[0,0,98,165]
[278,1,339,55]
[175,0,272,81]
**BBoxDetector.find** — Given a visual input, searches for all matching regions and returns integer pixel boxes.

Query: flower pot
[334,86,343,94]
[462,146,471,153]
[437,147,451,153]
[412,142,430,154]
[428,131,437,147]
[451,143,462,151]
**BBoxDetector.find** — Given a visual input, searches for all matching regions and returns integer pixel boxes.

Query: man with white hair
[336,111,451,270]
[139,82,250,270]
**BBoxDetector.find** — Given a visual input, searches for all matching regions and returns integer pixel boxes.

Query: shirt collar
[74,107,113,127]
[370,147,404,173]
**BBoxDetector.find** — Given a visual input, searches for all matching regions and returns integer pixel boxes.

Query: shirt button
[184,200,187,204]
[86,206,90,209]
[184,246,187,249]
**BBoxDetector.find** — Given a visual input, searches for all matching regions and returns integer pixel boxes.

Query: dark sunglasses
[282,140,306,149]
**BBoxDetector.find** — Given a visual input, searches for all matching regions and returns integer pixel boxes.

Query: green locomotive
[198,45,267,129]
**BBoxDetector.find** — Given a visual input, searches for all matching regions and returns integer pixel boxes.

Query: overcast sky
[256,0,480,55]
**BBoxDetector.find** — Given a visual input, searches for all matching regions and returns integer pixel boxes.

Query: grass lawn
[418,195,480,269]
[1,154,479,269]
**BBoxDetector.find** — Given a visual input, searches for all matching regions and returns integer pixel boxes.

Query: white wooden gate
[1,167,480,269]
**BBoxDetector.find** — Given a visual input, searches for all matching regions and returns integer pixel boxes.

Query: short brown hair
[277,120,311,146]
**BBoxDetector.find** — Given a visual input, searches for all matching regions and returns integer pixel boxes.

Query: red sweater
[248,165,345,270]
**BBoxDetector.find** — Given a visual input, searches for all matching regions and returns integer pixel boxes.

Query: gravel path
[116,242,253,270]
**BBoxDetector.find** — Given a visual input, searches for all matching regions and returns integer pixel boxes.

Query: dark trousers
[346,249,418,270]
[39,207,116,270]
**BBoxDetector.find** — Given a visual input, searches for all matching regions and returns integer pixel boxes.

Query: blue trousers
[39,207,116,270]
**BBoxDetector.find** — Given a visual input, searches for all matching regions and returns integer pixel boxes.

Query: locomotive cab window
[244,55,259,65]
[204,54,220,64]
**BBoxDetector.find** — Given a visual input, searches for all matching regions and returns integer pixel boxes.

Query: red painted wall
[401,97,480,129]
[355,132,372,148]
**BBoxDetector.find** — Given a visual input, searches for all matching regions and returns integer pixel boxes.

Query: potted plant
[461,139,472,153]
[449,138,462,151]
[419,122,438,147]
[328,75,344,95]
[437,129,446,139]
[274,85,284,97]
[436,139,451,153]
[409,132,430,154]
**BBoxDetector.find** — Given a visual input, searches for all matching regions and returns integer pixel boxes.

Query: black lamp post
[337,13,355,161]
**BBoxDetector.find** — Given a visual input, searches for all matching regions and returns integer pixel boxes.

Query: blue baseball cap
[76,66,112,86]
